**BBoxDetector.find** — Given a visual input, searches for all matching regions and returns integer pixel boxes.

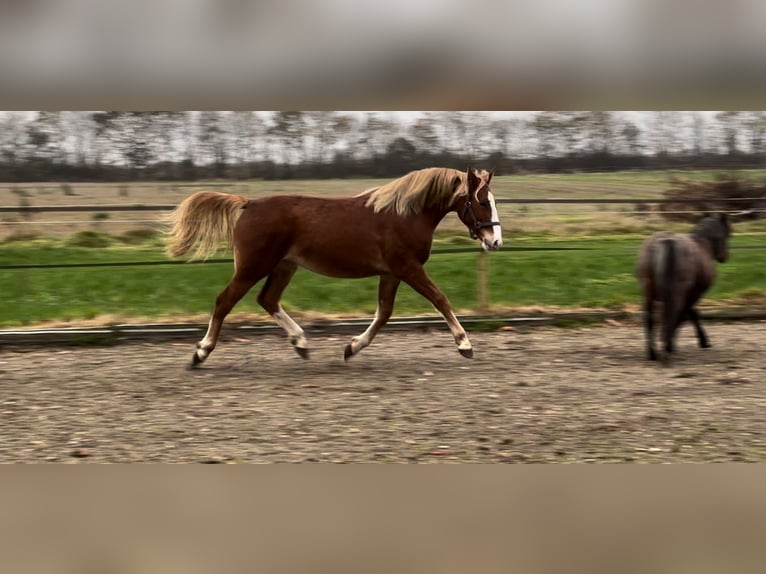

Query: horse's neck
[420,205,453,230]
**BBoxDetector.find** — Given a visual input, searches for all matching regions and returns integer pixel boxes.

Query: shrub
[66,230,114,248]
[660,176,766,222]
[2,230,42,243]
[120,228,161,245]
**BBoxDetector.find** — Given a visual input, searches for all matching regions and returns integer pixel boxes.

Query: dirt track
[1,322,764,463]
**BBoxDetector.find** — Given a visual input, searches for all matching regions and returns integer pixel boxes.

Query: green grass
[4,168,766,325]
[2,235,765,326]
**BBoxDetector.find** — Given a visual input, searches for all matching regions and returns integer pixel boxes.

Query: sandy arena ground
[1,322,764,463]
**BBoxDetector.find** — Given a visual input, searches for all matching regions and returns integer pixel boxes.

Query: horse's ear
[487,168,495,182]
[466,167,479,190]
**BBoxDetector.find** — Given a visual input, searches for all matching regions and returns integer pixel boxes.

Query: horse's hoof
[188,352,203,369]
[459,347,474,359]
[294,346,310,360]
[343,344,354,361]
[700,341,711,349]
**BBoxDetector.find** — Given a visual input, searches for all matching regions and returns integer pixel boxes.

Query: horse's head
[694,212,731,263]
[456,168,502,251]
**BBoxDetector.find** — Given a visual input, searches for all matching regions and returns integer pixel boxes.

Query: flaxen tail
[165,191,248,259]
[653,238,677,351]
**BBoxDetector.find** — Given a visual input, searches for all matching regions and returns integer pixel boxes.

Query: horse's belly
[285,252,384,279]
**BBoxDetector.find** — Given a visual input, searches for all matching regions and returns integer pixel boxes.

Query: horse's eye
[479,201,490,208]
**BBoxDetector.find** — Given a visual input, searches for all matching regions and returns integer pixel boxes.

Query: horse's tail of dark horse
[653,237,677,349]
[165,191,249,259]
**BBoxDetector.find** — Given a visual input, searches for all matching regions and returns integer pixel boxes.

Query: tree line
[0,111,764,182]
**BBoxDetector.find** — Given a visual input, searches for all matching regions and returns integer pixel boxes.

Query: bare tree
[355,113,397,160]
[268,111,307,165]
[198,112,228,176]
[715,111,743,156]
[26,111,64,165]
[0,112,30,167]
[408,114,441,155]
[576,112,617,155]
[648,112,686,156]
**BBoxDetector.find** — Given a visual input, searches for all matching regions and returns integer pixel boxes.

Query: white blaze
[488,192,502,247]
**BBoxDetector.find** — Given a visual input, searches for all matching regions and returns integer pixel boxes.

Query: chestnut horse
[636,213,731,362]
[166,167,502,367]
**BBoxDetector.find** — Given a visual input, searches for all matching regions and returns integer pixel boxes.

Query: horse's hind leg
[661,295,684,363]
[686,306,710,348]
[256,261,309,359]
[644,296,657,361]
[344,274,400,361]
[192,274,259,367]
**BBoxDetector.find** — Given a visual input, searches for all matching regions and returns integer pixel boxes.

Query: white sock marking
[273,308,307,347]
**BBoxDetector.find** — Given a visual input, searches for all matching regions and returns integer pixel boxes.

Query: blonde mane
[359,167,468,216]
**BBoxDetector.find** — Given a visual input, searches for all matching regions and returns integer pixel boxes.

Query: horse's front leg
[257,261,309,359]
[344,274,400,360]
[399,266,473,358]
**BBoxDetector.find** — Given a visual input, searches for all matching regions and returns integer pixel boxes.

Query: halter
[460,196,500,240]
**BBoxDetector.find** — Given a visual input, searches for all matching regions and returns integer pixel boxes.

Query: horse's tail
[653,238,677,349]
[165,191,249,259]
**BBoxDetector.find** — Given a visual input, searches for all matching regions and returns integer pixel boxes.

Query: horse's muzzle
[482,237,502,251]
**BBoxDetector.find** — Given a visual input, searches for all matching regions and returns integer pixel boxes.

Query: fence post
[477,251,489,313]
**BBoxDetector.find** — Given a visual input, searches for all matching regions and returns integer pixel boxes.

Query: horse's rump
[639,233,700,298]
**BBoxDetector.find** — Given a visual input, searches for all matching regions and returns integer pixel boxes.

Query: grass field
[1,234,765,327]
[2,170,765,326]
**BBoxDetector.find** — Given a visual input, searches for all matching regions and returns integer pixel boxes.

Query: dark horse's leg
[191,273,260,367]
[344,273,401,361]
[398,265,473,358]
[661,294,684,362]
[644,296,657,361]
[256,260,309,359]
[686,307,710,348]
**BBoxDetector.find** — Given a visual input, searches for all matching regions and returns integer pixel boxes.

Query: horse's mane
[359,167,468,216]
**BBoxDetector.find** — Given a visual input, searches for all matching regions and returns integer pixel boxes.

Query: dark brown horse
[636,213,731,362]
[166,167,502,367]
